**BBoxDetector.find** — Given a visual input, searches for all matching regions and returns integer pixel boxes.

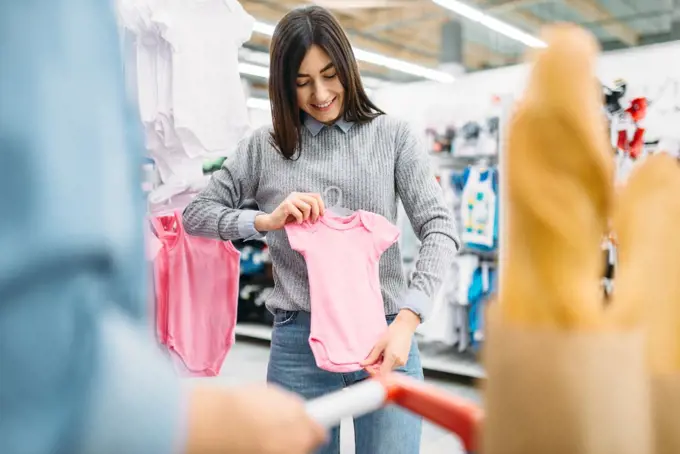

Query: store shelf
[418,341,485,380]
[234,323,485,380]
[430,153,499,169]
[458,248,497,261]
[235,322,273,341]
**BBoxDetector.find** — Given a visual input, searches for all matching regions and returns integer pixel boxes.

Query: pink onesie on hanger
[152,211,240,377]
[285,210,400,373]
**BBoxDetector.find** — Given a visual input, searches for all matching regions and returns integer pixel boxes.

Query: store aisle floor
[198,340,479,454]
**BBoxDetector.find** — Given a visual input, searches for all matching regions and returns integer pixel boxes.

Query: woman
[183,5,459,453]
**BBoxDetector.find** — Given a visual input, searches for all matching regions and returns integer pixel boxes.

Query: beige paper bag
[482,313,652,454]
[652,375,680,454]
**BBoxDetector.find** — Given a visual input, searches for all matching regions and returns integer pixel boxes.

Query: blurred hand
[255,192,325,231]
[186,384,326,454]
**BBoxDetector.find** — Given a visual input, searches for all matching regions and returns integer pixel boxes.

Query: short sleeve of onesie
[284,222,316,253]
[223,0,255,45]
[361,212,400,256]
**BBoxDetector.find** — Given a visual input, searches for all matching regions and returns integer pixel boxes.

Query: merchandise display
[603,76,680,183]
[404,102,504,375]
[459,166,499,251]
[599,75,680,295]
[151,212,241,377]
[117,0,254,205]
[120,1,680,388]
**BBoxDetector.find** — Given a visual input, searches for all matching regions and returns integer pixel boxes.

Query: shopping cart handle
[381,374,483,453]
[305,379,387,428]
[305,374,483,453]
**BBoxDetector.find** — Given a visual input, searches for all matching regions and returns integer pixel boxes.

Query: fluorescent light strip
[238,61,270,79]
[252,21,276,36]
[251,21,455,83]
[432,0,546,48]
[239,59,386,91]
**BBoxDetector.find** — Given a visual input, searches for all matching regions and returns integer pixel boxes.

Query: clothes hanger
[323,186,354,217]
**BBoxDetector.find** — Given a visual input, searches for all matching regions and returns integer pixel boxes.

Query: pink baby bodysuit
[152,211,240,377]
[285,210,400,373]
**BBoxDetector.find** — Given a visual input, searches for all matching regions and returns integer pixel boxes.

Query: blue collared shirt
[303,114,355,136]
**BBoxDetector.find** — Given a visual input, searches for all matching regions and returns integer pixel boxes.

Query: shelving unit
[234,323,485,380]
[430,153,499,170]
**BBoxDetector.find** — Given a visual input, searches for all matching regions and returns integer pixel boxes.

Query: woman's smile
[311,97,336,112]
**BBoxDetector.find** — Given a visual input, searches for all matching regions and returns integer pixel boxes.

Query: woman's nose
[314,81,329,100]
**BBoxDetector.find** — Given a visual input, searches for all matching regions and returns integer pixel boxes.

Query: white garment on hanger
[117,0,161,122]
[454,255,479,305]
[145,114,204,187]
[460,167,496,249]
[153,0,254,158]
[416,266,458,346]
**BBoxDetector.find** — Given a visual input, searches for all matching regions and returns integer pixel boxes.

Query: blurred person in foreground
[0,1,325,454]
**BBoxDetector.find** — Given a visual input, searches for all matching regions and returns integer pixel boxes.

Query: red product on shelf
[616,97,648,159]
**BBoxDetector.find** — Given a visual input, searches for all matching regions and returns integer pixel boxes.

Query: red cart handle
[305,373,483,453]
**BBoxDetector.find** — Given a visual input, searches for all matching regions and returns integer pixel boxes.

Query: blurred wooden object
[612,152,680,454]
[483,23,652,454]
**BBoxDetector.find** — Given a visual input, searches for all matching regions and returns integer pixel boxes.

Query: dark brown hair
[268,5,384,159]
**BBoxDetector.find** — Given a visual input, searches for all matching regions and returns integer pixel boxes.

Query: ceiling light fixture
[431,0,547,48]
[238,62,270,79]
[238,53,391,89]
[251,20,455,83]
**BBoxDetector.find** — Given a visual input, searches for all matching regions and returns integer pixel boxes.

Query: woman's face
[296,45,345,124]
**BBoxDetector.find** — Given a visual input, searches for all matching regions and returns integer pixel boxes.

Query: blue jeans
[267,310,424,454]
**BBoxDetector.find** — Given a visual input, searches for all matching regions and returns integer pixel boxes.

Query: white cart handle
[305,380,387,428]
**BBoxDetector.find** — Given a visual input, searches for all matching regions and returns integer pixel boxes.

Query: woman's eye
[296,81,309,87]
[324,73,337,79]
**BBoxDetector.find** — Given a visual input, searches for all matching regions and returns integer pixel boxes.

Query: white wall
[373,40,680,139]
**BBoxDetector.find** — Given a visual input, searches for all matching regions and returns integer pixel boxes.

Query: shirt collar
[303,114,355,136]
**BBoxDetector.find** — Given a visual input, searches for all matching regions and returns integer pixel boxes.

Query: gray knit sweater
[182,114,459,320]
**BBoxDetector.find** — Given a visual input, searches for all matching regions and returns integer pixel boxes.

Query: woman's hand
[186,384,326,454]
[361,310,421,376]
[255,192,325,232]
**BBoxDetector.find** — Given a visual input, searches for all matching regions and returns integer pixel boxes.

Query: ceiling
[239,0,678,88]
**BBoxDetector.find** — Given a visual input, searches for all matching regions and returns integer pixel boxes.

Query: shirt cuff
[237,210,266,241]
[399,288,432,323]
[78,307,188,454]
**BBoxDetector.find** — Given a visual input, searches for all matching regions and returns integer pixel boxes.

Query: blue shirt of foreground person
[0,1,324,454]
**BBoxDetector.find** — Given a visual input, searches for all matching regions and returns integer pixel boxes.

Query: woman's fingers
[284,200,305,224]
[361,335,387,368]
[298,194,322,222]
[311,193,326,217]
[292,199,312,221]
[296,193,326,222]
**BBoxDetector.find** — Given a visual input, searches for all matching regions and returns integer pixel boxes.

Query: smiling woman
[296,51,344,123]
[182,4,460,454]
[268,6,383,158]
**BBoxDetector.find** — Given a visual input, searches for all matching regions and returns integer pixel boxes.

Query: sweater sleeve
[0,2,188,453]
[182,131,265,241]
[394,120,461,321]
